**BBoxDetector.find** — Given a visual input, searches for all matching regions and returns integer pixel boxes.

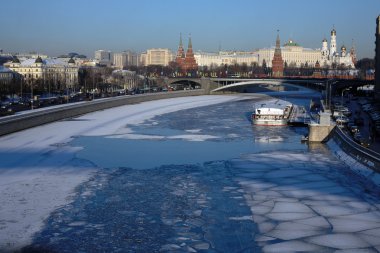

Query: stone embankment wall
[0,89,206,136]
[332,127,380,173]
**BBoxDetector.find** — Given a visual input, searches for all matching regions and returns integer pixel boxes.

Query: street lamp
[341,87,351,107]
[31,70,34,110]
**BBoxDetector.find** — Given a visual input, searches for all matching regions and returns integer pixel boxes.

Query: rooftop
[20,58,69,66]
[284,39,301,47]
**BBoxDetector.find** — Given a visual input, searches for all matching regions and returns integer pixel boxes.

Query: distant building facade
[256,40,321,68]
[112,69,141,90]
[95,50,112,66]
[375,15,380,95]
[194,51,258,68]
[113,51,139,68]
[140,48,173,66]
[255,28,355,69]
[0,66,18,94]
[320,28,355,68]
[5,56,79,87]
[113,52,128,69]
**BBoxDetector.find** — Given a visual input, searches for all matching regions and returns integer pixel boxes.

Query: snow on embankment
[326,139,380,188]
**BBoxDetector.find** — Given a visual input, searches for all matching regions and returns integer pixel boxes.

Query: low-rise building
[112,69,142,90]
[5,56,79,88]
[0,66,18,94]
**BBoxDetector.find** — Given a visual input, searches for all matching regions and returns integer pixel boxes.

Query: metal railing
[333,126,380,172]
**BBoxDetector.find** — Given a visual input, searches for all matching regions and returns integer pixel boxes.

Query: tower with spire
[184,35,198,72]
[176,33,198,74]
[330,27,337,57]
[175,33,185,67]
[272,31,284,78]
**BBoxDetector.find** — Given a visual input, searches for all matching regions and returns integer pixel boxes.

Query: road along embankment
[0,89,206,136]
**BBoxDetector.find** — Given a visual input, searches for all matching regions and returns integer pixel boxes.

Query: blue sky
[1,0,379,59]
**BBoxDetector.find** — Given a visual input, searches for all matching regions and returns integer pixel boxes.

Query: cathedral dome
[331,28,336,36]
[35,56,43,64]
[284,39,300,47]
[341,45,346,50]
[322,38,328,43]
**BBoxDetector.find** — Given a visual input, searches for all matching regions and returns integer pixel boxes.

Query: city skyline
[1,0,379,59]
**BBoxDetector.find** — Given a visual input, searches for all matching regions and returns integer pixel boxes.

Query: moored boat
[251,99,293,126]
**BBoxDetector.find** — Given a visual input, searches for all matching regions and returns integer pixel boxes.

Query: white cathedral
[321,28,356,68]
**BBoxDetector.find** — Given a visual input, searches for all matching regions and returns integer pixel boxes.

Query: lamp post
[325,80,329,110]
[341,87,351,107]
[31,70,34,110]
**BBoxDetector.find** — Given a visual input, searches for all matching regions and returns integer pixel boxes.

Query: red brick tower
[183,35,198,72]
[272,31,284,78]
[176,33,185,68]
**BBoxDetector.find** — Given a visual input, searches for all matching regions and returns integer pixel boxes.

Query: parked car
[0,105,14,116]
[336,115,349,124]
[350,125,359,134]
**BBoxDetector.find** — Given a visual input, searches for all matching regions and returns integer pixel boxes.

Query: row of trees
[123,60,362,79]
[1,58,375,98]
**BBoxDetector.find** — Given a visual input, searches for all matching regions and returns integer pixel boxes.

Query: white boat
[251,99,293,126]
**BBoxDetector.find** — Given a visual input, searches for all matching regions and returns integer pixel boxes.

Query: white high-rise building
[113,52,128,69]
[94,50,112,66]
[141,48,173,66]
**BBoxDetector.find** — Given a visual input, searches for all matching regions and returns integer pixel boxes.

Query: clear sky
[1,0,379,59]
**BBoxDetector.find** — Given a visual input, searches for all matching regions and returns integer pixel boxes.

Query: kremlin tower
[272,31,284,78]
[176,33,198,74]
[175,33,185,67]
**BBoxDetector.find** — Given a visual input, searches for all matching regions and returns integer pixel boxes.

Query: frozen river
[1,94,380,252]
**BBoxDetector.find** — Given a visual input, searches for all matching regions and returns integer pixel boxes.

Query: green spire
[188,34,192,49]
[276,30,281,49]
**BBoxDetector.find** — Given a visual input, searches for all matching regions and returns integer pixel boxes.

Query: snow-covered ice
[0,95,241,251]
[234,151,380,252]
[1,93,379,252]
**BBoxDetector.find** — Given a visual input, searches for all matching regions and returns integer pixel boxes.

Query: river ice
[1,93,380,252]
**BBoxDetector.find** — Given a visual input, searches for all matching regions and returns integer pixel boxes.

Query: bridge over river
[158,77,372,95]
